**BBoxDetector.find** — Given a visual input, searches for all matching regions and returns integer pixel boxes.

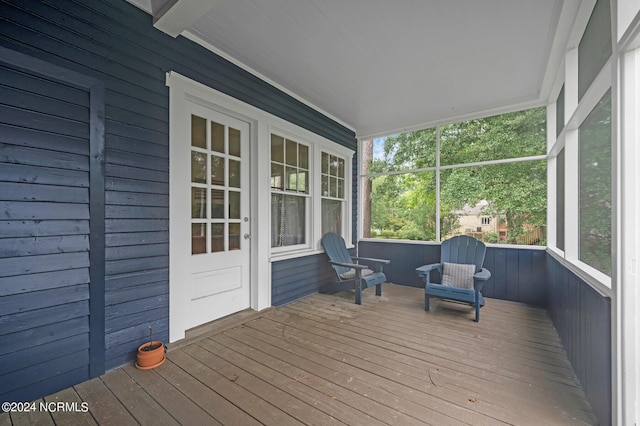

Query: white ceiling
[129,0,575,138]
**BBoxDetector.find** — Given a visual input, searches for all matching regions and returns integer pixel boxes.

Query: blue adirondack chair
[415,235,491,322]
[321,232,390,305]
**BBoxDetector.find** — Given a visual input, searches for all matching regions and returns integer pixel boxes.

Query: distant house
[449,201,544,245]
[450,201,504,239]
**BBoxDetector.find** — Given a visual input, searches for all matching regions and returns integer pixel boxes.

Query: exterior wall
[0,48,105,402]
[546,254,611,426]
[0,0,355,401]
[358,240,547,305]
[456,214,498,235]
[272,253,337,307]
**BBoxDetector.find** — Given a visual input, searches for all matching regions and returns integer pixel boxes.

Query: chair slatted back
[441,235,486,273]
[321,232,353,277]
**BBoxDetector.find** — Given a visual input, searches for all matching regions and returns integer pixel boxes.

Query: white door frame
[167,72,271,342]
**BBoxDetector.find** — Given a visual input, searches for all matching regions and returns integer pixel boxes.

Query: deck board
[3,284,597,425]
[120,364,220,425]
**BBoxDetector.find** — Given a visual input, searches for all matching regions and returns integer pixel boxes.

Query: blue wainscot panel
[358,240,547,306]
[546,254,611,426]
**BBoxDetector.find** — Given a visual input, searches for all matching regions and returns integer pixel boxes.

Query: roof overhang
[129,0,581,139]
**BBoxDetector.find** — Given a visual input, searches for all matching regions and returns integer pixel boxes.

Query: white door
[171,102,251,332]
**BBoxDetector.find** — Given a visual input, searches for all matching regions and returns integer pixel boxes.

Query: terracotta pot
[135,341,165,370]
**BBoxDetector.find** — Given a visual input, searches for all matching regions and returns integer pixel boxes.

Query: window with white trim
[270,134,309,248]
[269,131,353,255]
[321,152,346,236]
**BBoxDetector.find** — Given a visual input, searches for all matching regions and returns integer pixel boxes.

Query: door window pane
[211,189,224,219]
[191,115,206,149]
[228,191,240,219]
[211,155,225,186]
[579,90,611,275]
[211,223,224,253]
[191,152,207,184]
[191,188,207,219]
[211,121,224,153]
[229,223,241,250]
[229,159,241,188]
[229,127,241,157]
[192,223,207,254]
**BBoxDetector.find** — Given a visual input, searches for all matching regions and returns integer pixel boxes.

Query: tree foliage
[366,107,547,243]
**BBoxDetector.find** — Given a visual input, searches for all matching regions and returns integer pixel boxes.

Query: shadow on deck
[1,284,596,425]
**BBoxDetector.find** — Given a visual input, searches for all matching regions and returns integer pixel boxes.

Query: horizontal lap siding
[0,62,91,401]
[358,241,547,305]
[272,253,339,306]
[1,0,355,380]
[545,255,611,425]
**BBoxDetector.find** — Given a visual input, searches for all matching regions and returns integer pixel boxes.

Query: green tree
[439,107,547,242]
[366,107,547,243]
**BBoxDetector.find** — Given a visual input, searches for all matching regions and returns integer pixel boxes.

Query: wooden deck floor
[1,284,597,425]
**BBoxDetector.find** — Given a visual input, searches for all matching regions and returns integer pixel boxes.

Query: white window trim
[266,127,355,256]
[269,128,314,254]
[267,125,354,260]
[318,147,350,247]
[546,4,615,293]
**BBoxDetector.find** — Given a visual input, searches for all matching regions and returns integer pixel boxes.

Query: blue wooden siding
[272,253,339,307]
[0,52,98,402]
[1,0,355,400]
[546,255,611,426]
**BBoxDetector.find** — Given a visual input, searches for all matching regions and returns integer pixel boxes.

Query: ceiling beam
[153,0,218,38]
